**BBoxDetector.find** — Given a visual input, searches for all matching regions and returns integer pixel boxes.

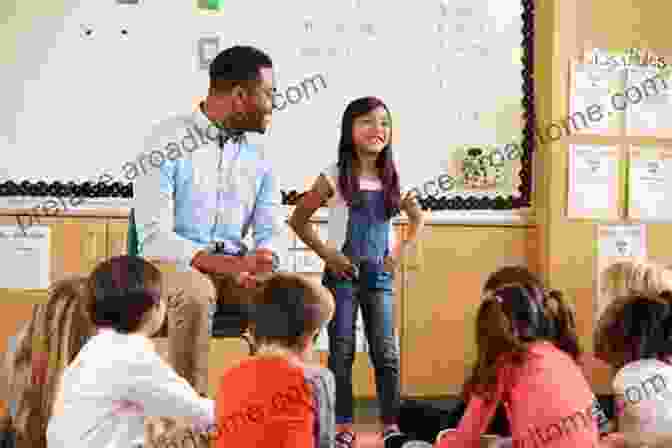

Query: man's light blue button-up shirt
[132,106,289,269]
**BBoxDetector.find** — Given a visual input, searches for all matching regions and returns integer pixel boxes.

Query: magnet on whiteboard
[198,37,220,70]
[198,0,222,10]
[304,19,313,32]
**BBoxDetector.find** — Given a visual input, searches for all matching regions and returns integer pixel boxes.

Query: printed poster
[627,145,672,221]
[0,226,50,289]
[595,224,647,323]
[567,144,621,220]
[570,61,626,135]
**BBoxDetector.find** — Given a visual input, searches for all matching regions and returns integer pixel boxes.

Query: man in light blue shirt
[132,45,290,397]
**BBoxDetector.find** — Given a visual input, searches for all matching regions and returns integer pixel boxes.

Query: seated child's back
[216,356,334,448]
[596,294,672,446]
[215,273,336,448]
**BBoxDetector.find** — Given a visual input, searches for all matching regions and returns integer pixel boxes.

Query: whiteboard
[1,0,525,196]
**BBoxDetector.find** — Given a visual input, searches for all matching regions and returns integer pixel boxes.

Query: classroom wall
[535,0,672,394]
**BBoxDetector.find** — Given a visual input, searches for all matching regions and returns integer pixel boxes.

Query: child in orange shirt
[214,273,336,448]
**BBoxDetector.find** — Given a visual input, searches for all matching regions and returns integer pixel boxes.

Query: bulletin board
[0,0,535,211]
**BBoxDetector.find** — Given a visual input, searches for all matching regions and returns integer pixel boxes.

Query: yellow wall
[535,0,672,394]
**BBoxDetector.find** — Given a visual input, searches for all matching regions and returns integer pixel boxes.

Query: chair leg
[241,331,256,356]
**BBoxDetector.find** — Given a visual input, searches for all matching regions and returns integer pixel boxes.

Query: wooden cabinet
[107,219,129,258]
[400,225,537,397]
[0,210,544,399]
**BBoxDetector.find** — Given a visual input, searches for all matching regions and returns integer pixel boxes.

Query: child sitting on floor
[594,294,672,448]
[214,273,336,448]
[435,280,600,448]
[395,267,608,448]
[596,260,672,360]
[46,255,215,448]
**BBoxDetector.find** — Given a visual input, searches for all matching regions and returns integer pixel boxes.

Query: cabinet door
[107,219,129,258]
[60,218,108,278]
[401,226,534,397]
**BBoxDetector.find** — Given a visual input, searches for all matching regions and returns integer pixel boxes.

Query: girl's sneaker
[382,429,408,448]
[335,431,357,448]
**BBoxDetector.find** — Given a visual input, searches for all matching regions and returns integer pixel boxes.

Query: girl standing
[289,96,424,447]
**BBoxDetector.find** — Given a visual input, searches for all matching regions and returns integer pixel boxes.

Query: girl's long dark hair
[337,97,401,219]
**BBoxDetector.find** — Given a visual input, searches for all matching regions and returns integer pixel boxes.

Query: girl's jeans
[324,266,401,426]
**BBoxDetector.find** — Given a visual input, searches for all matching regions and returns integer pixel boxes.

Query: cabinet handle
[87,231,99,261]
[406,238,423,270]
[116,232,127,256]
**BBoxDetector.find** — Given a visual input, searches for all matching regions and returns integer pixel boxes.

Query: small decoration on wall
[198,0,222,11]
[298,47,320,57]
[198,37,220,70]
[303,19,313,33]
[439,1,448,17]
[80,25,93,37]
[460,147,505,189]
[360,23,375,36]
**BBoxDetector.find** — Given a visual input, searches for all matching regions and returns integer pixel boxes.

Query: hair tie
[482,291,504,304]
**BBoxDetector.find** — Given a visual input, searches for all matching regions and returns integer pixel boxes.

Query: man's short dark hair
[209,45,273,92]
[87,255,162,333]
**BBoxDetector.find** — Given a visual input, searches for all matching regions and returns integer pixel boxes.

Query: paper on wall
[595,223,647,323]
[570,62,626,135]
[625,66,672,137]
[627,145,672,221]
[0,226,50,289]
[567,144,621,220]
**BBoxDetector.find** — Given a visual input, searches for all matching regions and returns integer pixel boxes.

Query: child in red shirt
[436,281,600,448]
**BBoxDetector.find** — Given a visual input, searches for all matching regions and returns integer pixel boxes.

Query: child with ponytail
[436,280,601,448]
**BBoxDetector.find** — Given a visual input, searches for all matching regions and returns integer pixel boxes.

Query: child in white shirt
[595,293,672,447]
[46,255,214,448]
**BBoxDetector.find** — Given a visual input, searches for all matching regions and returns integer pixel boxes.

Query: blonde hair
[595,261,672,363]
[1,276,95,448]
[600,260,672,302]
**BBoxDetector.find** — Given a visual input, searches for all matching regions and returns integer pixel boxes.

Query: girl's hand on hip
[323,248,356,280]
[383,255,400,273]
[400,190,418,212]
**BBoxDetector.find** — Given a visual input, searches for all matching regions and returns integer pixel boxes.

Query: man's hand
[190,249,275,277]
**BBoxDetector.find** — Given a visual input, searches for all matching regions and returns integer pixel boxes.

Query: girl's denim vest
[325,190,394,290]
